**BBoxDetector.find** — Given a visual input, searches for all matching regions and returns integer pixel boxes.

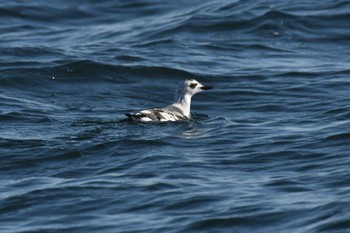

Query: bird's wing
[125,108,187,122]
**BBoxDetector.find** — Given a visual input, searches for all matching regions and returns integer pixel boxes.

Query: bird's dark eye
[189,83,197,89]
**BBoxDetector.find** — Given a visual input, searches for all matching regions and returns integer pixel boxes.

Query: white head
[174,79,212,101]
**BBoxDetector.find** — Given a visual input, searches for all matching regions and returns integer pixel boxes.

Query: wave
[0,59,203,90]
[3,1,349,44]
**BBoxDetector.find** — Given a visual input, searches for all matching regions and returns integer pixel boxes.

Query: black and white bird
[125,79,212,122]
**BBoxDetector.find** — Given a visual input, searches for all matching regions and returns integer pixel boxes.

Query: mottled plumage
[125,79,212,122]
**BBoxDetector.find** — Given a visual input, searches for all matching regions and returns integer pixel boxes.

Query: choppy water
[1,0,350,232]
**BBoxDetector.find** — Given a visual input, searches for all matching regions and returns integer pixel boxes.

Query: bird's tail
[125,113,133,118]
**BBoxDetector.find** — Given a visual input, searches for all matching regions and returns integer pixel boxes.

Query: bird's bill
[200,85,213,90]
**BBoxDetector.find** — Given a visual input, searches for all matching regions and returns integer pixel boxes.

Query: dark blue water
[1,0,350,232]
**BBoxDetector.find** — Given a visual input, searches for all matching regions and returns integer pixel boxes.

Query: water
[1,0,350,232]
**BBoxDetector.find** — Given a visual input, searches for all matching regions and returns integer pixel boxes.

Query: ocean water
[1,0,350,232]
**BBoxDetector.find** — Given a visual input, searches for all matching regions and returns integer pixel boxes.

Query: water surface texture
[1,0,350,232]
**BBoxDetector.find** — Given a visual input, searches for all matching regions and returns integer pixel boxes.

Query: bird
[125,79,213,122]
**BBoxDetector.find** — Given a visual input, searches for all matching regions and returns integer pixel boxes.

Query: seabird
[125,79,213,122]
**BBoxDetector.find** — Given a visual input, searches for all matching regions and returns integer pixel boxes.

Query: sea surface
[1,0,350,232]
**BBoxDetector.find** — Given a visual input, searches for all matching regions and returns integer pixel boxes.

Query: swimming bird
[125,79,212,122]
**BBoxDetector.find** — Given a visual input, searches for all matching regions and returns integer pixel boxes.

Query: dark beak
[200,85,213,90]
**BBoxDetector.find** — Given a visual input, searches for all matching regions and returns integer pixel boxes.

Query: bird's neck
[174,94,192,117]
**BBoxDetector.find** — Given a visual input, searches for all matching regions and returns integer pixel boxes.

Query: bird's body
[125,106,187,122]
[125,79,212,122]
